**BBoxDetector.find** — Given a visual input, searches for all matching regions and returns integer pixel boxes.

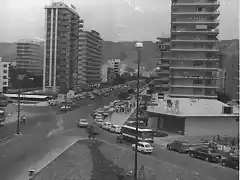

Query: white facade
[0,57,10,92]
[101,64,108,83]
[108,59,121,74]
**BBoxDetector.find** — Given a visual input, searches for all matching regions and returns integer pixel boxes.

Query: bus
[0,110,5,125]
[121,125,154,143]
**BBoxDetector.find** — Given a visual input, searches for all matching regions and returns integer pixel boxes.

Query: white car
[132,142,154,154]
[60,105,71,111]
[94,118,103,125]
[77,119,88,128]
[101,122,112,130]
[109,125,122,134]
[95,114,104,119]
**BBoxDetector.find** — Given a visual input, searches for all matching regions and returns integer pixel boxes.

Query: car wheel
[205,157,209,162]
[221,161,226,166]
[167,145,171,150]
[190,153,194,157]
[141,150,144,154]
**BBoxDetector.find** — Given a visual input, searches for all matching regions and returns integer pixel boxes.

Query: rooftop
[147,98,239,117]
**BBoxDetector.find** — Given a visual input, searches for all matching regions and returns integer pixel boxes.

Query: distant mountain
[0,39,238,71]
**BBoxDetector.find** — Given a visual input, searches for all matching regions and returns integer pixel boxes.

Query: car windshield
[80,119,86,122]
[144,144,152,148]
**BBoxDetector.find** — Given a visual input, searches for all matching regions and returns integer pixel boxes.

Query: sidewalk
[104,102,136,126]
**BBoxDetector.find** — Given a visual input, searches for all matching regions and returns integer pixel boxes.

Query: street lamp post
[134,42,143,180]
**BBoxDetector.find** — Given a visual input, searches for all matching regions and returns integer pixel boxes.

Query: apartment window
[197,7,204,12]
[3,76,7,79]
[194,44,204,48]
[194,60,203,66]
[3,64,7,68]
[193,77,203,84]
[195,35,204,40]
[3,70,7,74]
[3,82,7,85]
[193,88,202,95]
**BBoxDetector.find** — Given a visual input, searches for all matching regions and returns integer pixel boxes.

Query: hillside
[0,39,238,70]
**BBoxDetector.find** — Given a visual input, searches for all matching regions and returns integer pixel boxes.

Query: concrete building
[0,57,10,93]
[16,39,42,75]
[78,30,103,85]
[43,2,84,92]
[101,64,108,83]
[155,37,171,94]
[147,98,238,136]
[108,59,121,74]
[170,0,220,99]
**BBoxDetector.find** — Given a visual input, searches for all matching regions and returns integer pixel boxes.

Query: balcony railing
[172,11,220,15]
[170,57,219,61]
[171,47,219,52]
[170,66,218,70]
[172,19,220,24]
[169,84,217,89]
[172,0,220,6]
[170,75,218,80]
[171,39,218,43]
[171,28,219,34]
[169,93,217,99]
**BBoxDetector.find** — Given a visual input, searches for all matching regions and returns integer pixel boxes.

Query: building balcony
[171,39,218,43]
[172,20,219,26]
[155,77,170,82]
[172,0,220,7]
[169,93,217,99]
[172,11,220,17]
[169,84,217,89]
[170,57,219,61]
[170,66,218,71]
[171,28,219,35]
[171,47,219,52]
[156,62,169,67]
[170,75,218,80]
[156,70,170,74]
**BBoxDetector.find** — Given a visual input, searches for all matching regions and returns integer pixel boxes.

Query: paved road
[0,92,117,180]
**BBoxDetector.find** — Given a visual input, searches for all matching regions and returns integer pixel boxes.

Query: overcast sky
[0,0,238,42]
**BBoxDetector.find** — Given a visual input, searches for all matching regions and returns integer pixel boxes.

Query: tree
[217,92,231,103]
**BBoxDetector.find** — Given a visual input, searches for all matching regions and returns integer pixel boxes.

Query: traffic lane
[0,134,78,180]
[92,129,239,180]
[152,148,238,180]
[62,94,117,130]
[0,107,56,139]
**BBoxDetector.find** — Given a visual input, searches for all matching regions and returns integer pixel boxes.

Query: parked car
[166,140,191,153]
[101,122,112,130]
[221,155,239,170]
[94,118,103,125]
[77,119,88,128]
[109,125,122,134]
[132,142,154,154]
[90,96,95,100]
[60,105,71,111]
[189,147,222,162]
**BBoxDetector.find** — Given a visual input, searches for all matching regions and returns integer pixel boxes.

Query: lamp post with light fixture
[133,42,143,180]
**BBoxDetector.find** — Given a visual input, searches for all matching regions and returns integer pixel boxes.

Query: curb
[30,137,90,179]
[0,133,22,146]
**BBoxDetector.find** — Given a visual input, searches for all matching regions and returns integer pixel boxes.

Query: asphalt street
[0,92,117,180]
[0,85,238,180]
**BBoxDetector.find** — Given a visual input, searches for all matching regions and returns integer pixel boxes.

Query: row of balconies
[171,19,219,25]
[171,11,220,16]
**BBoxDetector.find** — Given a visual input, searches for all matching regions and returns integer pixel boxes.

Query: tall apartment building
[108,59,122,74]
[0,57,10,93]
[43,2,84,92]
[78,30,103,85]
[16,39,42,75]
[170,0,220,99]
[155,37,171,94]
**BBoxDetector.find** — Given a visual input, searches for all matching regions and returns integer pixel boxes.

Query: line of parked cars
[166,140,239,170]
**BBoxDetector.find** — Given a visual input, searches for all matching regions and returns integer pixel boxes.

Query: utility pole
[134,42,143,180]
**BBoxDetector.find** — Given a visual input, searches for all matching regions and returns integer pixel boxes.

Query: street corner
[29,140,93,180]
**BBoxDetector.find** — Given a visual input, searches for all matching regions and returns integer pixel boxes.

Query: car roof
[80,119,87,121]
[138,142,150,145]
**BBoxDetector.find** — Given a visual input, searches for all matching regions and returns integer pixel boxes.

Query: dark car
[166,140,190,153]
[221,156,239,170]
[189,147,222,162]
